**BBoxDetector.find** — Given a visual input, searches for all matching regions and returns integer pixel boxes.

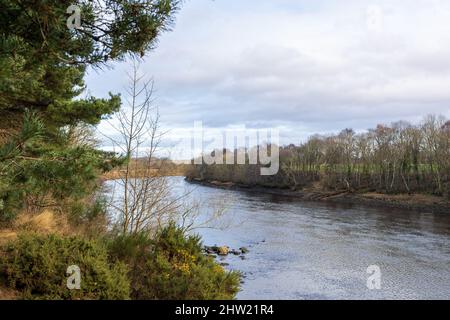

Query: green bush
[108,224,241,300]
[66,198,110,236]
[0,234,130,300]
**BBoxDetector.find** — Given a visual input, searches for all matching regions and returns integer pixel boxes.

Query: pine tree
[0,0,180,222]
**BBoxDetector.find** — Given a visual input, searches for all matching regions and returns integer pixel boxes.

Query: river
[109,176,450,299]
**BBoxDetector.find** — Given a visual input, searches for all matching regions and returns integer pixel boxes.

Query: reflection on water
[169,177,450,299]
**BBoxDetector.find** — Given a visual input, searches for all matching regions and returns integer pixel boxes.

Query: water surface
[169,177,450,300]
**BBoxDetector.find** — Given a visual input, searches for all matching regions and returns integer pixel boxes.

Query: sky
[86,0,450,159]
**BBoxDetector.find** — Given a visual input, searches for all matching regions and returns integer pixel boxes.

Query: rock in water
[240,247,249,254]
[217,246,229,255]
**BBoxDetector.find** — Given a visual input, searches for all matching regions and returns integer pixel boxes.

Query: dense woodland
[187,116,450,199]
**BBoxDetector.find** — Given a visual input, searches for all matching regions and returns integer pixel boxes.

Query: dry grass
[0,230,17,246]
[0,210,73,245]
[14,210,71,234]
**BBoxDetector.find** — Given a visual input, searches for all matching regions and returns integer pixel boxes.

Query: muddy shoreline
[186,178,450,214]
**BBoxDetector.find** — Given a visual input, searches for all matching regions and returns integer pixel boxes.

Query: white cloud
[87,0,450,149]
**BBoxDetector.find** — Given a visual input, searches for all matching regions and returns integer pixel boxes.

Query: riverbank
[186,178,450,214]
[101,165,188,180]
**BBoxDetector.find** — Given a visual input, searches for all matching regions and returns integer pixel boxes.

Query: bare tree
[99,61,231,236]
[103,61,183,235]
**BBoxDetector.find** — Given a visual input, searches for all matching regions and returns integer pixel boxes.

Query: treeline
[187,115,450,198]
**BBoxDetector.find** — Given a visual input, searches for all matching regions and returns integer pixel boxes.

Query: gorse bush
[0,234,130,300]
[0,227,241,300]
[107,231,154,263]
[108,224,241,300]
[66,198,111,237]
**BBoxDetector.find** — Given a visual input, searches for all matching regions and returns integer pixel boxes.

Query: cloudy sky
[86,0,450,158]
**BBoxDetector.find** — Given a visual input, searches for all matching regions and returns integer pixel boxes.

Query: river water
[110,177,450,299]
